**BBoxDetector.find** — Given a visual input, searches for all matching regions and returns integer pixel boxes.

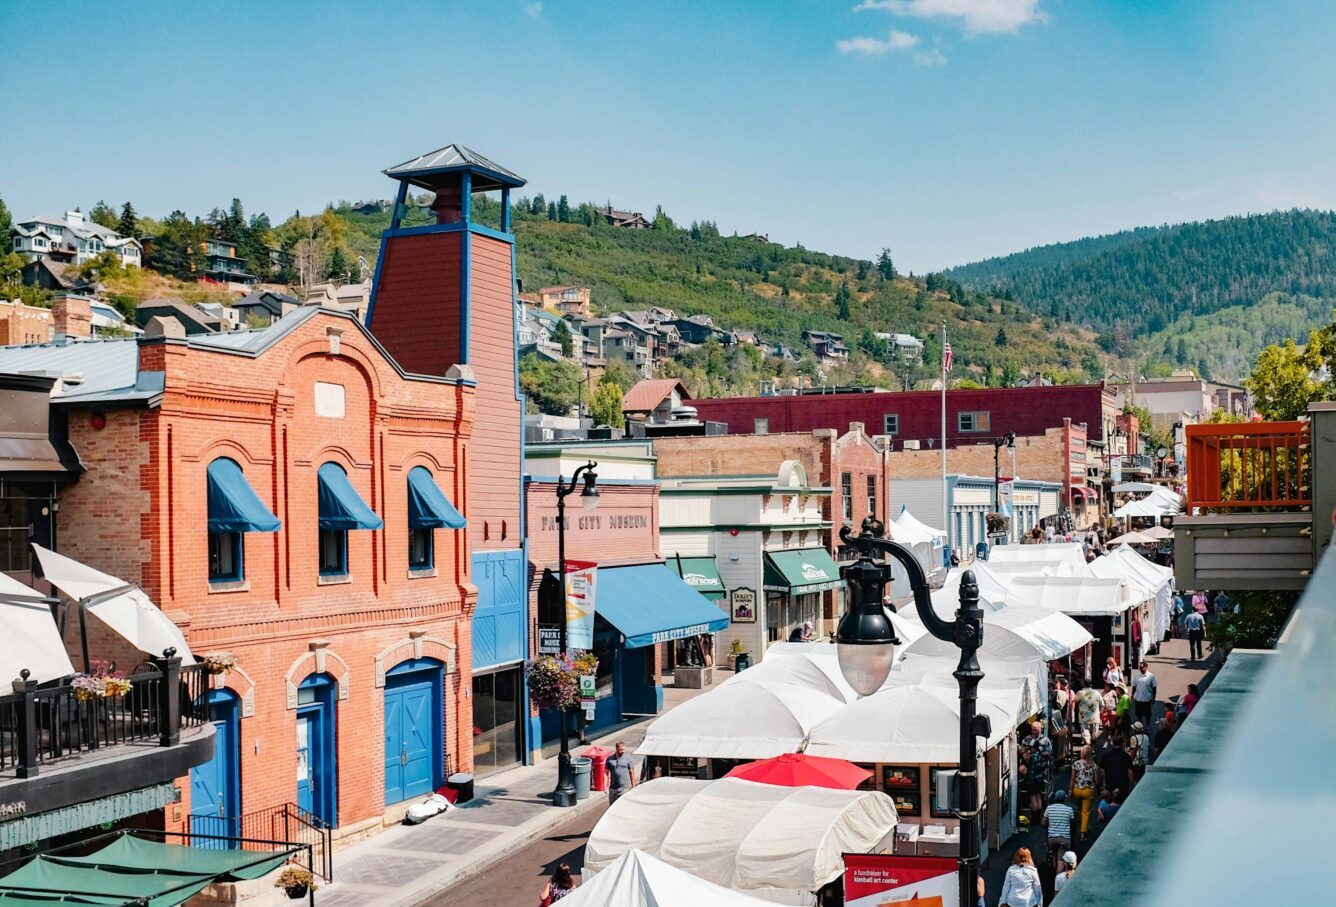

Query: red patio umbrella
[724,753,871,790]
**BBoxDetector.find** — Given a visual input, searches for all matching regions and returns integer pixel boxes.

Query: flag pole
[941,322,948,560]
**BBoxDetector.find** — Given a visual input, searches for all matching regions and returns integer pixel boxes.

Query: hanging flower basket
[202,652,237,675]
[525,652,599,711]
[985,512,1010,534]
[71,660,130,701]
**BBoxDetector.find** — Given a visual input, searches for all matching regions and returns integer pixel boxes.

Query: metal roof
[0,339,158,405]
[383,143,526,191]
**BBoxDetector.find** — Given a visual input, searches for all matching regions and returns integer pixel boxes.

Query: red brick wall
[56,312,477,838]
[692,384,1115,446]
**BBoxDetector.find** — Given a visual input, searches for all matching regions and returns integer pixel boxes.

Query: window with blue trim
[209,531,243,582]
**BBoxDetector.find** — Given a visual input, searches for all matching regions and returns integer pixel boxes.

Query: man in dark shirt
[1097,733,1133,796]
[605,741,636,804]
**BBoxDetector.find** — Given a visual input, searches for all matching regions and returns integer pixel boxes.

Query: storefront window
[472,668,521,778]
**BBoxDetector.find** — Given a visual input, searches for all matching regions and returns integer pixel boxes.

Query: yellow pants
[1071,786,1095,835]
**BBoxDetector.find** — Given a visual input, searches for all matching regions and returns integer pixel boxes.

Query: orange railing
[1186,421,1311,512]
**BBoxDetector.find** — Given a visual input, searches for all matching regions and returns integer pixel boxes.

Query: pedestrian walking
[1098,734,1133,799]
[1076,682,1102,746]
[1102,656,1123,688]
[1153,711,1177,762]
[605,741,636,805]
[1115,684,1133,734]
[1131,661,1157,726]
[1212,590,1231,623]
[1019,721,1053,820]
[1054,851,1078,897]
[1180,683,1201,716]
[1042,790,1075,862]
[1068,746,1098,843]
[1172,593,1186,638]
[1097,789,1123,825]
[1049,700,1070,764]
[1184,608,1206,660]
[538,862,577,905]
[1129,721,1150,785]
[999,848,1043,907]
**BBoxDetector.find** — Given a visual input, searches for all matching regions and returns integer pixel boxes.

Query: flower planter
[285,883,308,899]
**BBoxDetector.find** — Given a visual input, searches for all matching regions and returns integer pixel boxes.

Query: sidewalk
[312,677,710,907]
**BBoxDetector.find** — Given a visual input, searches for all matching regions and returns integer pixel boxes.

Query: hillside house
[12,210,142,267]
[19,258,96,294]
[597,206,652,229]
[538,285,592,316]
[876,332,925,361]
[234,289,300,327]
[802,329,849,361]
[623,378,692,424]
[670,314,721,345]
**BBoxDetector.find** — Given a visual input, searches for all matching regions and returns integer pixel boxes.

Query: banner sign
[843,854,959,907]
[565,560,598,650]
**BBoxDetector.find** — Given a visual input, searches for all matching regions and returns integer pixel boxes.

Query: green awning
[0,783,178,851]
[0,856,212,907]
[49,835,289,882]
[763,547,844,594]
[670,556,725,600]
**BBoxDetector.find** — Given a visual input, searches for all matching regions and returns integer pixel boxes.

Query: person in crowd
[1043,790,1075,860]
[1172,592,1186,638]
[1181,682,1201,716]
[951,550,961,567]
[1102,656,1123,688]
[1153,711,1177,760]
[1044,522,1056,543]
[999,848,1043,907]
[1115,684,1133,733]
[1212,590,1231,623]
[1098,789,1124,824]
[1099,682,1119,734]
[538,862,577,904]
[977,875,986,907]
[1054,851,1078,897]
[1130,661,1157,726]
[1098,732,1133,798]
[1076,681,1103,745]
[1068,746,1098,843]
[1183,607,1207,661]
[788,620,814,642]
[605,741,636,804]
[1019,720,1053,820]
[1049,698,1070,765]
[1129,721,1151,785]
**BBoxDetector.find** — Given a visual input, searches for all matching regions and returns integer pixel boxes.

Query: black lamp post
[835,517,987,907]
[551,461,599,808]
[992,431,1016,516]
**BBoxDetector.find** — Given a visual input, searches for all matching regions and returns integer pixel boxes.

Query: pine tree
[835,280,852,320]
[326,246,349,282]
[116,201,138,237]
[557,195,570,223]
[876,248,896,280]
[554,320,574,358]
[547,201,557,221]
[1176,338,1188,363]
[995,327,1009,346]
[856,260,869,281]
[531,194,545,215]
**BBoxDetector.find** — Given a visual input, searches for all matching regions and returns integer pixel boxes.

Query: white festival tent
[1111,482,1156,494]
[1085,547,1176,644]
[888,506,947,594]
[637,680,845,759]
[584,777,899,906]
[32,544,194,664]
[898,604,1092,664]
[730,645,858,704]
[1141,524,1175,541]
[985,543,1088,574]
[0,572,76,683]
[565,848,782,907]
[1004,575,1147,619]
[1105,530,1158,547]
[934,563,1011,610]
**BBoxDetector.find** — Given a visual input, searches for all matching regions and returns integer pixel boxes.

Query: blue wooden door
[190,691,239,844]
[296,712,314,816]
[296,673,338,826]
[384,662,441,805]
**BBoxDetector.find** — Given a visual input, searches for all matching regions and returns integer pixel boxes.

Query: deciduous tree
[590,379,624,428]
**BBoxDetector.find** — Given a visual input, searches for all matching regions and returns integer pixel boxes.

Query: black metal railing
[0,656,208,778]
[188,802,333,882]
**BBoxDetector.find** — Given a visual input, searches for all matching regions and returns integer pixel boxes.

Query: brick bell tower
[367,145,534,762]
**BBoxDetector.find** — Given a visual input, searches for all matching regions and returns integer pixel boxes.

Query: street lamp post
[992,432,1016,543]
[835,517,987,907]
[551,461,600,808]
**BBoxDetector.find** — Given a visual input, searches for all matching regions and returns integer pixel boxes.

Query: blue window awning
[318,462,384,530]
[207,458,280,533]
[596,563,730,649]
[407,466,466,529]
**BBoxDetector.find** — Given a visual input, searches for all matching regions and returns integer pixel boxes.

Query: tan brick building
[0,298,52,345]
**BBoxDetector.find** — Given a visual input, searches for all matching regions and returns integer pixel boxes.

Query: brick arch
[373,634,457,688]
[208,662,257,718]
[193,438,272,468]
[284,644,351,709]
[281,337,386,404]
[309,445,364,471]
[400,451,452,474]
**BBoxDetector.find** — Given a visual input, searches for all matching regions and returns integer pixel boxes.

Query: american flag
[943,340,953,373]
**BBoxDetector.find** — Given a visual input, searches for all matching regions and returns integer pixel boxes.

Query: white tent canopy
[569,849,780,907]
[32,545,194,664]
[729,646,858,704]
[1105,530,1157,546]
[585,777,899,905]
[986,543,1088,574]
[637,680,844,759]
[1111,481,1156,494]
[1114,498,1171,519]
[1086,547,1175,643]
[0,573,75,684]
[1005,575,1143,617]
[898,604,1091,663]
[889,506,948,595]
[933,564,1011,612]
[805,678,1017,764]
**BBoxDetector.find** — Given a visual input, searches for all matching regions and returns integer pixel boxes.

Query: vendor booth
[584,776,899,905]
[985,542,1088,575]
[1085,546,1175,648]
[1005,575,1150,678]
[887,506,947,594]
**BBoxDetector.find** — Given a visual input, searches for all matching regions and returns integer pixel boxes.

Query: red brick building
[0,306,476,843]
[692,384,1120,448]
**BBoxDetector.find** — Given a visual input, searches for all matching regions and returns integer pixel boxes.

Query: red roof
[623,378,691,414]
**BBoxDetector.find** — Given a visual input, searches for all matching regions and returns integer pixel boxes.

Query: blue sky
[2,0,1333,271]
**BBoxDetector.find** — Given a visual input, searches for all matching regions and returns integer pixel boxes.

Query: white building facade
[12,211,142,267]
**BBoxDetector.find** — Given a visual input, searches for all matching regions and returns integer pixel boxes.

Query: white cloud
[525,1,542,17]
[914,48,949,65]
[836,29,921,57]
[853,0,1047,36]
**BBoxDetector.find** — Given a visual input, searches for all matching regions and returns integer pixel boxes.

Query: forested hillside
[947,209,1336,381]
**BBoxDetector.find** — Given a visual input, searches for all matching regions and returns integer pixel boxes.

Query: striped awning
[0,783,178,851]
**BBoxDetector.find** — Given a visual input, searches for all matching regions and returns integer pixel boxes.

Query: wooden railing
[1186,421,1312,513]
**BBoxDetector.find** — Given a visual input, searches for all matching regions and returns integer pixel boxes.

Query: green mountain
[946,209,1336,381]
[330,198,1102,392]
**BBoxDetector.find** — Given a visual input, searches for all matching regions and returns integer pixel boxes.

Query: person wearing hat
[1129,720,1151,785]
[788,620,814,642]
[1042,790,1075,869]
[1054,851,1079,896]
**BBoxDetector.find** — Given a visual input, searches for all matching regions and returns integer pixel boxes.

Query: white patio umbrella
[1141,524,1175,541]
[31,545,194,664]
[0,572,75,683]
[1105,530,1157,546]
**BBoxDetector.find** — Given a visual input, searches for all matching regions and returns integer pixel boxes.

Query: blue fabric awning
[407,466,466,529]
[206,458,280,533]
[596,563,730,649]
[318,462,384,530]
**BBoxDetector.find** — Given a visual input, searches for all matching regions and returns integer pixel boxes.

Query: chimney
[51,295,92,342]
[65,209,84,225]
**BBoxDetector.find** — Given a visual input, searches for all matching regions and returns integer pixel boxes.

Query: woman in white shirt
[1103,656,1124,688]
[999,847,1043,907]
[1054,851,1078,895]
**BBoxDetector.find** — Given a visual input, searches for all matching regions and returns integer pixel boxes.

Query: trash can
[446,772,475,805]
[584,745,612,792]
[734,652,752,673]
[571,757,592,800]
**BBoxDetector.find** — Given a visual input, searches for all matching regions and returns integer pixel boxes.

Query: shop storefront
[668,555,726,669]
[762,548,844,644]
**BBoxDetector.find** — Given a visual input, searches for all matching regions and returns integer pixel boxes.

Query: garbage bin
[571,757,592,800]
[584,745,612,792]
[446,772,475,805]
[734,652,752,673]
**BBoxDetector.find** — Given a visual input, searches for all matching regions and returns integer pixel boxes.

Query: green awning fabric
[0,895,130,906]
[763,547,844,594]
[0,783,178,851]
[317,462,383,530]
[207,457,280,533]
[0,857,212,907]
[670,557,725,599]
[407,465,466,529]
[48,835,289,882]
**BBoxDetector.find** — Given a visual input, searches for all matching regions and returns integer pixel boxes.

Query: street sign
[537,625,561,655]
[579,674,596,711]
